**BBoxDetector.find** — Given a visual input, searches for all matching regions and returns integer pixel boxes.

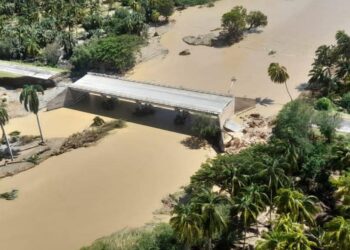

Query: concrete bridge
[49,73,240,150]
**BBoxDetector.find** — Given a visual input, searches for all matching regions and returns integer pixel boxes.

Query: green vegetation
[0,0,174,73]
[81,223,181,250]
[71,35,143,73]
[0,104,14,160]
[56,119,126,155]
[20,85,45,144]
[0,71,21,78]
[0,189,18,200]
[191,115,220,144]
[221,6,268,43]
[268,62,292,101]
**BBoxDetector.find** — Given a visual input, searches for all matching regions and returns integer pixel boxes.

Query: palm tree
[193,189,229,250]
[256,230,287,250]
[170,203,202,250]
[230,166,247,197]
[274,188,320,225]
[323,216,350,250]
[257,159,289,223]
[234,191,261,249]
[0,106,13,161]
[268,62,293,101]
[20,85,45,144]
[261,215,318,250]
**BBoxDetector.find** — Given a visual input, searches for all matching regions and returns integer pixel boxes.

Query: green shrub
[104,8,145,35]
[0,189,18,200]
[71,35,143,73]
[314,97,334,111]
[42,42,61,66]
[174,0,210,6]
[91,116,105,127]
[191,115,220,141]
[246,10,268,30]
[221,6,247,39]
[151,0,174,20]
[341,92,350,112]
[81,223,180,250]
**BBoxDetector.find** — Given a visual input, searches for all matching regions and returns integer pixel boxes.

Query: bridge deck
[70,73,234,115]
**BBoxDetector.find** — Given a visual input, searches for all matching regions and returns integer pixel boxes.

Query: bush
[341,92,350,112]
[191,115,220,141]
[221,6,247,39]
[315,111,341,143]
[0,39,15,59]
[152,0,174,20]
[71,35,143,73]
[42,42,61,66]
[104,8,145,35]
[91,116,105,127]
[246,11,268,30]
[174,0,210,6]
[314,97,334,111]
[81,223,180,250]
[273,100,314,150]
[82,14,103,32]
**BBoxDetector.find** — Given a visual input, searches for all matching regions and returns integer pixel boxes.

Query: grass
[0,70,22,78]
[0,60,67,73]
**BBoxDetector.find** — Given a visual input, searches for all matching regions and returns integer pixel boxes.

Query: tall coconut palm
[257,159,289,223]
[274,188,320,225]
[193,189,229,250]
[20,85,44,144]
[268,62,293,101]
[234,191,261,249]
[323,216,350,250]
[170,203,202,250]
[0,106,13,161]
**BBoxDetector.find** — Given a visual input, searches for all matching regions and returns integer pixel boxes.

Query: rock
[154,32,159,37]
[183,33,216,46]
[179,49,191,56]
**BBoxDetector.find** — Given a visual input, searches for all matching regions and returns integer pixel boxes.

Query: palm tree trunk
[208,237,212,250]
[284,82,293,101]
[243,228,247,249]
[269,189,273,224]
[36,113,44,144]
[1,125,13,161]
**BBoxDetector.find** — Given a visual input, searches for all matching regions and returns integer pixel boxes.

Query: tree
[19,85,45,144]
[268,62,293,101]
[221,6,247,40]
[323,216,350,250]
[71,35,143,73]
[193,189,228,250]
[274,188,320,225]
[246,11,267,30]
[315,111,341,143]
[234,191,260,249]
[152,0,174,21]
[0,105,13,161]
[257,159,289,223]
[170,203,202,250]
[257,215,318,250]
[256,230,287,250]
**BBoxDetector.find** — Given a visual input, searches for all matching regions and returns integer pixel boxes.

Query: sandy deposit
[0,103,213,250]
[129,0,350,116]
